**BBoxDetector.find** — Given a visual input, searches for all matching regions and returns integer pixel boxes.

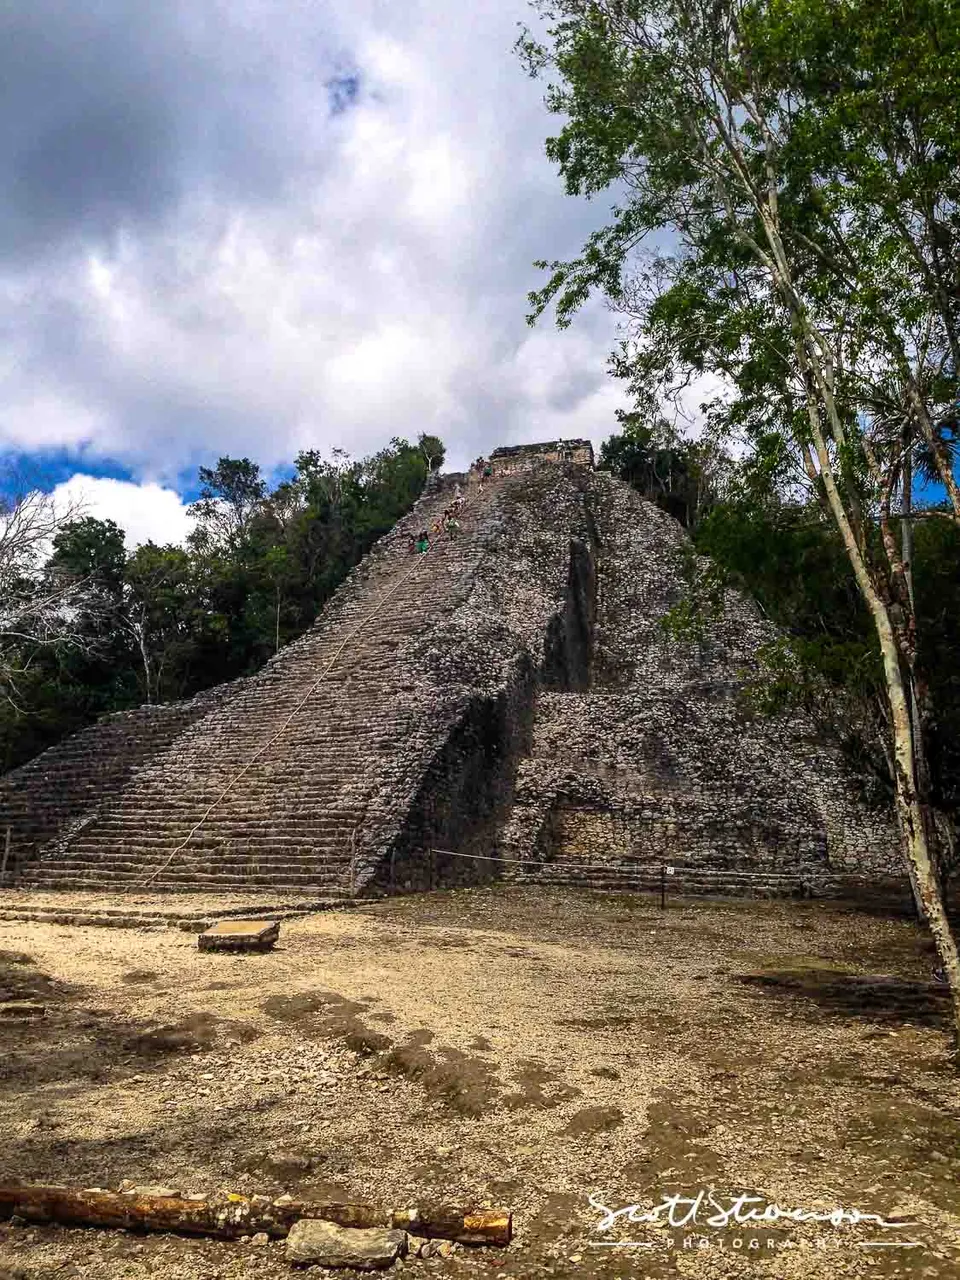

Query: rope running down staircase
[137,514,456,889]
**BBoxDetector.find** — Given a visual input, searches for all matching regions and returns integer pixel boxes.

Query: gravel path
[1,885,958,1279]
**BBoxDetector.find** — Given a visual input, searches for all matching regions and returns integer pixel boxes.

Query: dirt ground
[0,885,958,1280]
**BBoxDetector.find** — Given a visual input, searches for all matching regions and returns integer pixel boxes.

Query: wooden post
[0,827,10,886]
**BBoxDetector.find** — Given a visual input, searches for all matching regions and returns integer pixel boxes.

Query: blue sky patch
[0,449,136,503]
[327,71,360,115]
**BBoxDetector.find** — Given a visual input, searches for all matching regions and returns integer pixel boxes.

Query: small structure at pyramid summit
[0,438,911,906]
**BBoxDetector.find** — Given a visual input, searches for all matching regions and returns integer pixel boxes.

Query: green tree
[49,517,126,590]
[600,412,730,527]
[418,433,446,473]
[188,457,268,553]
[46,516,138,703]
[0,512,139,770]
[1,438,442,781]
[123,542,202,704]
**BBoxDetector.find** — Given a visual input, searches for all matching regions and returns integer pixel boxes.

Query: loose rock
[0,1001,45,1018]
[285,1219,407,1269]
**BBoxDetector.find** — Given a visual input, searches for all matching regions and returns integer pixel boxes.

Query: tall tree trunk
[902,442,915,614]
[898,449,933,917]
[797,358,960,1054]
[137,625,153,706]
[886,665,960,1057]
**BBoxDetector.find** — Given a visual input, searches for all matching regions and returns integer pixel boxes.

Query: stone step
[18,860,354,882]
[23,853,350,876]
[0,900,317,921]
[85,802,370,818]
[24,859,349,879]
[62,824,359,843]
[19,870,351,889]
[0,898,361,929]
[86,813,357,830]
[60,840,354,856]
[13,869,352,887]
[60,835,356,856]
[56,849,352,868]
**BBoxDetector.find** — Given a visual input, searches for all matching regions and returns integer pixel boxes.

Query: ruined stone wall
[500,469,904,897]
[592,474,900,874]
[490,440,595,470]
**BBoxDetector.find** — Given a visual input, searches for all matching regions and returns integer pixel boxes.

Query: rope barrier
[428,846,824,878]
[140,483,487,889]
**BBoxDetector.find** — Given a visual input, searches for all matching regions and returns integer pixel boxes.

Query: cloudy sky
[0,0,644,546]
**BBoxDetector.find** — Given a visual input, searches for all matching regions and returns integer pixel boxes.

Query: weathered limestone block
[197,920,280,952]
[285,1220,407,1268]
[0,1002,45,1019]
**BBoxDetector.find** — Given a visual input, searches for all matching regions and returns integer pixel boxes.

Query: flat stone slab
[286,1219,407,1269]
[197,919,280,952]
[0,1001,45,1019]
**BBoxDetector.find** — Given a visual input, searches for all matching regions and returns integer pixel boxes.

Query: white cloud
[0,0,635,488]
[50,475,194,548]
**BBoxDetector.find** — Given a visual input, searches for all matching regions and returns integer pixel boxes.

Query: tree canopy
[0,436,441,773]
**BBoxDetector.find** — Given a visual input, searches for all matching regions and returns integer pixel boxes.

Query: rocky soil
[0,884,958,1279]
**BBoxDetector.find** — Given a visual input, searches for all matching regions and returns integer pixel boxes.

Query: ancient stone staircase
[0,681,246,882]
[14,477,503,895]
[2,453,910,909]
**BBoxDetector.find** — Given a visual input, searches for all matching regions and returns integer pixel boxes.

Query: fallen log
[0,1183,512,1247]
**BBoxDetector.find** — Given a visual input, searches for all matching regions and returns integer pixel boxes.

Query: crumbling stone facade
[490,440,595,470]
[501,473,905,903]
[364,464,596,893]
[0,449,908,903]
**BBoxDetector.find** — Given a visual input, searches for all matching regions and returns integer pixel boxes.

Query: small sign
[665,866,676,876]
